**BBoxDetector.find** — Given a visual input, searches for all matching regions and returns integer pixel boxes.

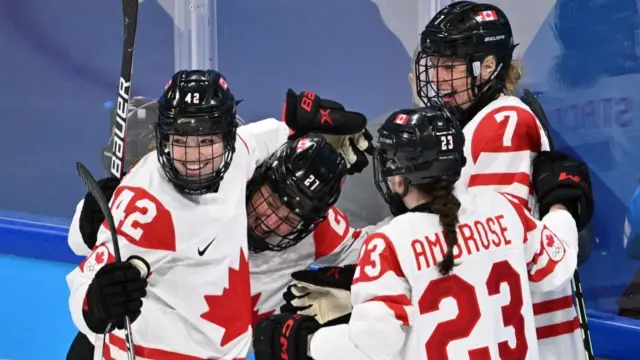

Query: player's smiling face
[247,184,302,240]
[169,134,224,178]
[429,56,473,108]
[428,55,499,109]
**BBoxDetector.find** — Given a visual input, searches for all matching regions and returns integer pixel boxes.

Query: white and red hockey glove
[280,265,355,325]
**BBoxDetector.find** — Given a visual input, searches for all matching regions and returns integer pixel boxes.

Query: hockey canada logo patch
[80,244,115,274]
[541,228,565,262]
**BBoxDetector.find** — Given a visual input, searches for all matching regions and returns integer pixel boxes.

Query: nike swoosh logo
[198,238,216,256]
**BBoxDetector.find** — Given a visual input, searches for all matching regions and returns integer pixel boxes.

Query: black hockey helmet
[101,97,157,173]
[246,133,348,253]
[156,69,239,194]
[415,1,515,126]
[373,106,466,215]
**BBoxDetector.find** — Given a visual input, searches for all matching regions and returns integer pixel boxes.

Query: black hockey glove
[283,89,373,174]
[83,256,149,334]
[280,265,355,325]
[79,176,122,250]
[283,89,367,138]
[253,313,320,360]
[532,151,594,231]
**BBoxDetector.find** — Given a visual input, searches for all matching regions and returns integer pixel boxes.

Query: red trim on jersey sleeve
[533,295,575,316]
[498,193,537,242]
[468,172,532,207]
[366,294,411,326]
[82,293,89,311]
[468,172,530,188]
[107,333,245,360]
[236,134,249,154]
[352,232,405,285]
[536,316,581,340]
[470,105,542,163]
[312,207,351,260]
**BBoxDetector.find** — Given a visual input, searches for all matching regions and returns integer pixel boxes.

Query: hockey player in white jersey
[67,85,373,358]
[65,70,368,359]
[252,105,594,360]
[412,2,593,359]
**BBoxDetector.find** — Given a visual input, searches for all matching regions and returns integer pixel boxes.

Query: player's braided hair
[415,179,461,276]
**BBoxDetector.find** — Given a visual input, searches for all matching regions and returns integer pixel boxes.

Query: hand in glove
[282,89,372,174]
[323,129,374,175]
[79,176,122,250]
[253,313,320,360]
[82,255,150,334]
[532,150,594,231]
[280,265,356,325]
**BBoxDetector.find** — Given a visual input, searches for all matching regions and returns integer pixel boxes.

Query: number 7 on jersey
[494,110,518,147]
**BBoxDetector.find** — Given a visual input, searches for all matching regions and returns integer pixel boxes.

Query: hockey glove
[282,89,372,174]
[323,129,375,175]
[83,256,149,334]
[280,265,355,325]
[79,176,122,250]
[532,150,594,231]
[253,313,320,360]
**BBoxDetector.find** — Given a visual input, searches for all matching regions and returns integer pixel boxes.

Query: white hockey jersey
[68,155,375,335]
[249,211,393,324]
[66,119,289,360]
[309,190,579,360]
[248,206,365,325]
[457,95,584,359]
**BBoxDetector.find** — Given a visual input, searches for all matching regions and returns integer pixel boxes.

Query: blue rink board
[0,212,254,360]
[0,211,637,359]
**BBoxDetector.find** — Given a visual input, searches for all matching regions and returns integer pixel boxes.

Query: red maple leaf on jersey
[251,292,275,327]
[200,249,252,347]
[95,250,106,265]
[545,234,555,247]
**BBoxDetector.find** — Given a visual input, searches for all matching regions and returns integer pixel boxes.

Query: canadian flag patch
[541,228,565,262]
[476,10,498,22]
[394,114,409,125]
[219,77,228,90]
[296,137,312,151]
[79,244,115,274]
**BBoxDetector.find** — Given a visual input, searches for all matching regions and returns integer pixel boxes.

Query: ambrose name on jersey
[412,214,511,271]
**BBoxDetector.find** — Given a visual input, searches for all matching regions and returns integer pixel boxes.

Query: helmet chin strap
[386,177,412,216]
[458,43,517,127]
[458,85,502,128]
[455,63,506,128]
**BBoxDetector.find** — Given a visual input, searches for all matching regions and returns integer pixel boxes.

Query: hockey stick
[109,0,139,179]
[92,1,140,357]
[77,162,148,360]
[523,89,595,360]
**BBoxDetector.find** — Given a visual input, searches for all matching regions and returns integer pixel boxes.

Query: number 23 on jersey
[104,186,176,251]
[353,233,528,360]
[353,233,403,283]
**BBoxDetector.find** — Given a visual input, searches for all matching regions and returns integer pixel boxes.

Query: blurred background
[1,0,640,358]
